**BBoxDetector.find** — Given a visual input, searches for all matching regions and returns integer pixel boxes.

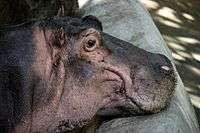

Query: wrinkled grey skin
[0,16,175,132]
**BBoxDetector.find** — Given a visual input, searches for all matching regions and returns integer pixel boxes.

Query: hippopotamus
[0,16,176,132]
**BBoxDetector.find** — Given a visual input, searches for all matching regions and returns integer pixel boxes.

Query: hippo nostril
[87,60,92,64]
[101,59,105,62]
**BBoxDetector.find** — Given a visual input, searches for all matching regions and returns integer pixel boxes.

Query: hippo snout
[97,35,176,115]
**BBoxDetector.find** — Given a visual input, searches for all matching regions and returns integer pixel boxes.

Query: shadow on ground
[139,0,200,121]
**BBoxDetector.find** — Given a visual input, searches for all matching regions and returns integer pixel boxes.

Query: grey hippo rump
[0,16,176,132]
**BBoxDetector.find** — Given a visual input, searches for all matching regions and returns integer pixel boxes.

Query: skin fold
[0,16,176,132]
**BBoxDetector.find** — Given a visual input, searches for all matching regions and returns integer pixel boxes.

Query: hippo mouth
[102,69,125,93]
[103,65,133,93]
[100,66,133,105]
[97,66,147,116]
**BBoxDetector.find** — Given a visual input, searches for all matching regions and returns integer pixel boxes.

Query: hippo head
[28,16,176,132]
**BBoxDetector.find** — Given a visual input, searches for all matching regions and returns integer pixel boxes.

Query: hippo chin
[0,16,176,132]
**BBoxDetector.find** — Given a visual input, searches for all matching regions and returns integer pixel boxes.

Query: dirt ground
[139,0,200,120]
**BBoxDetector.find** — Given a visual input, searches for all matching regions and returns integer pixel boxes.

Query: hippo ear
[50,27,66,48]
[44,27,66,67]
[82,15,103,31]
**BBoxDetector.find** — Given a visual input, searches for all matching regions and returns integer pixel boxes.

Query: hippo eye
[84,39,97,52]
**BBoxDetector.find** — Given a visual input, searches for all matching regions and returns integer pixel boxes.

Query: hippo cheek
[52,85,104,131]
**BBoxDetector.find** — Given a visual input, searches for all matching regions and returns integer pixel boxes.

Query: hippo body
[0,0,78,25]
[0,16,175,132]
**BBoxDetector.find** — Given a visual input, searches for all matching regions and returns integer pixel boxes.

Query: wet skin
[0,16,176,132]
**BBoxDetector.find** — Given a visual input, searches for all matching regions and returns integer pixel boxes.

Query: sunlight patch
[168,42,185,50]
[139,0,159,9]
[156,7,182,23]
[188,66,200,76]
[177,37,200,44]
[192,53,200,62]
[158,18,181,28]
[78,0,90,8]
[177,51,191,59]
[190,94,200,109]
[182,13,195,21]
[172,53,185,61]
